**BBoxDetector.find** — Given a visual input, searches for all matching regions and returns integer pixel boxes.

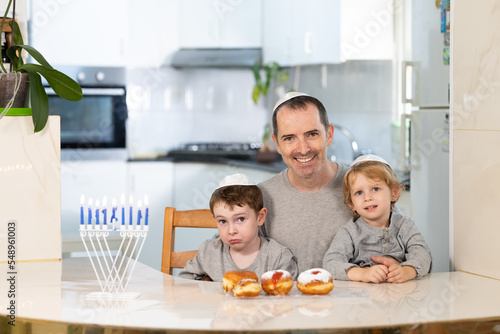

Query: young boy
[323,155,431,284]
[179,173,298,281]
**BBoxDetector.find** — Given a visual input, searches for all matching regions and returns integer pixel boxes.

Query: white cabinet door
[263,0,341,66]
[340,0,393,61]
[30,0,127,66]
[178,0,262,48]
[61,160,128,239]
[127,161,174,271]
[126,0,180,67]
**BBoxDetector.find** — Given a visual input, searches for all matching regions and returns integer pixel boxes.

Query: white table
[1,257,500,332]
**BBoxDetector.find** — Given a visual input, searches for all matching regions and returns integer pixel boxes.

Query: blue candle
[137,200,143,225]
[88,198,93,226]
[144,195,149,226]
[121,194,125,226]
[80,195,85,225]
[102,196,107,225]
[95,200,100,225]
[111,198,117,223]
[129,195,133,225]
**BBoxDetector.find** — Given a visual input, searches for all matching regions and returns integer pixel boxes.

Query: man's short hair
[272,95,329,139]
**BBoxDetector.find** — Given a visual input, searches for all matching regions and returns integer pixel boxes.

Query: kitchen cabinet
[127,161,174,270]
[30,0,127,66]
[178,0,262,48]
[263,0,393,66]
[340,0,393,61]
[263,0,341,66]
[126,0,179,67]
[60,160,128,256]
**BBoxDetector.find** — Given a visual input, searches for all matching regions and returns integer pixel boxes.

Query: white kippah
[350,154,389,167]
[216,173,256,189]
[272,92,311,113]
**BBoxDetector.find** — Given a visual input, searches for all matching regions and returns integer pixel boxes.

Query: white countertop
[1,258,500,332]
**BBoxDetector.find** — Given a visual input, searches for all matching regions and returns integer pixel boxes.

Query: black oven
[46,66,128,149]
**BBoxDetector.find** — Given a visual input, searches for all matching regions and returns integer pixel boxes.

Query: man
[259,92,352,273]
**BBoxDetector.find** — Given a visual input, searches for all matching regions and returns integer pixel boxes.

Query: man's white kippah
[272,92,311,113]
[350,154,389,167]
[216,173,256,189]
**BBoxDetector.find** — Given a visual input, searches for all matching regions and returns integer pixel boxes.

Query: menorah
[79,194,149,299]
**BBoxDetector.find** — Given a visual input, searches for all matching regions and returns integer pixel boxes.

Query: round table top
[1,257,500,333]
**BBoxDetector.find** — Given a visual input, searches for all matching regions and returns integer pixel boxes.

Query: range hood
[171,48,261,68]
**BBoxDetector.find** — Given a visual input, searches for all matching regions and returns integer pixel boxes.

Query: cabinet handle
[400,113,411,172]
[305,32,314,54]
[401,61,414,104]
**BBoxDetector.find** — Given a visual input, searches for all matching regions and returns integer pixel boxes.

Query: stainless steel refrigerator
[398,1,451,272]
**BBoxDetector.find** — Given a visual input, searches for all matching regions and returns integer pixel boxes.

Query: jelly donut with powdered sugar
[296,268,334,295]
[261,270,293,295]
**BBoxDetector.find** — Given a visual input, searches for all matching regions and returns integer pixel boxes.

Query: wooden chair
[161,207,217,275]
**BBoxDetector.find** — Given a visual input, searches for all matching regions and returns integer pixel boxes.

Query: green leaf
[9,21,24,46]
[10,45,54,70]
[252,86,260,103]
[19,63,83,101]
[27,72,49,133]
[252,63,261,83]
[6,46,21,71]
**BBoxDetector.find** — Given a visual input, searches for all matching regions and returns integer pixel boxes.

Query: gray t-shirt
[259,164,352,273]
[323,212,432,280]
[178,236,298,281]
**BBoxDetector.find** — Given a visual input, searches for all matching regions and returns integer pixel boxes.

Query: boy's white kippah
[216,173,256,189]
[272,91,311,113]
[350,154,389,167]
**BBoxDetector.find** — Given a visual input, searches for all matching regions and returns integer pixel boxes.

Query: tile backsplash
[125,60,393,163]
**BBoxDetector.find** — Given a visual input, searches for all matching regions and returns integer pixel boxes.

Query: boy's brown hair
[209,185,264,215]
[343,161,404,219]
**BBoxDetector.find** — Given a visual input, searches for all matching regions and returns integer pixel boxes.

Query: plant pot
[0,115,61,262]
[0,72,29,108]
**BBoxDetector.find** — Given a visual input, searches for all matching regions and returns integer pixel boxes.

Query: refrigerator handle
[401,61,414,104]
[400,113,411,172]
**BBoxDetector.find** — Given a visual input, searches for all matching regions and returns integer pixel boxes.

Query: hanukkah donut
[296,268,334,295]
[222,270,259,293]
[261,270,293,295]
[232,278,262,297]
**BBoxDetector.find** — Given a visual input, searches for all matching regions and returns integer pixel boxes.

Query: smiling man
[259,92,352,273]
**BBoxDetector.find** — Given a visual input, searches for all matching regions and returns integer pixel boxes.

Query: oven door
[46,86,127,149]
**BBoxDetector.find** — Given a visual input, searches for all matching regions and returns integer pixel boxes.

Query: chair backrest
[161,207,217,275]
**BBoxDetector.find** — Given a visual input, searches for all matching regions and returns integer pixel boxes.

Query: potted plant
[252,61,290,162]
[0,0,82,133]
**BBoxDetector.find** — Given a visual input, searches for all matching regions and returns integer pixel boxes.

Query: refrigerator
[398,1,450,272]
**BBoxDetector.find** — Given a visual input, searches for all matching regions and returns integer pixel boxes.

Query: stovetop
[167,142,261,161]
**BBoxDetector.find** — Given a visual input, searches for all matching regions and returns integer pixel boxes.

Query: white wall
[451,0,500,280]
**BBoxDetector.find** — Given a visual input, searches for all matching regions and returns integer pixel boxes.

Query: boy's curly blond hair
[343,161,404,219]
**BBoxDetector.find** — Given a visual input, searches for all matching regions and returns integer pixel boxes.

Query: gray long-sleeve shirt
[178,236,298,281]
[259,164,353,273]
[323,212,432,280]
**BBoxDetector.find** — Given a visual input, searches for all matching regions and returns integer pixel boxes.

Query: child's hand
[347,265,388,284]
[386,265,416,283]
[371,256,417,283]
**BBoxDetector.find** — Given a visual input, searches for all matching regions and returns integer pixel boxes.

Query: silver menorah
[80,195,149,299]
